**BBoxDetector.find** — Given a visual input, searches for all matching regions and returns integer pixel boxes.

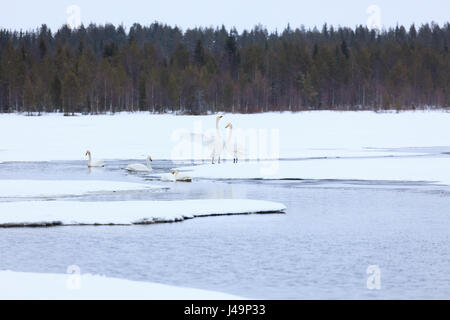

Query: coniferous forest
[0,22,448,114]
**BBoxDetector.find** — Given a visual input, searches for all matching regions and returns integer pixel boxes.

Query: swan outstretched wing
[181,132,217,147]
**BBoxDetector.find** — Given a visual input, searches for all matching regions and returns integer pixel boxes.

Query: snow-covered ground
[0,271,242,300]
[179,156,450,185]
[0,180,162,198]
[0,199,286,227]
[1,111,449,162]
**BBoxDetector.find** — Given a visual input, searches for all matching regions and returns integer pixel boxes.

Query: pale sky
[0,0,448,33]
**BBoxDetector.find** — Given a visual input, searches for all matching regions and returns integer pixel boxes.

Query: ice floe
[0,271,242,300]
[0,199,286,227]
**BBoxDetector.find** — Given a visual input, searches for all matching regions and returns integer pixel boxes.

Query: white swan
[211,115,225,164]
[225,123,246,163]
[126,156,153,172]
[161,169,192,182]
[183,115,224,164]
[85,150,105,168]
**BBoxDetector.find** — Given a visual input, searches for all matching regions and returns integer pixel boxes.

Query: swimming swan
[85,151,105,168]
[161,169,192,182]
[126,156,153,172]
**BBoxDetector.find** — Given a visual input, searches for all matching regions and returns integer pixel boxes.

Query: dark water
[0,160,450,299]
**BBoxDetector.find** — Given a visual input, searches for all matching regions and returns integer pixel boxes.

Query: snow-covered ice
[0,180,163,198]
[180,156,450,185]
[0,199,286,227]
[1,111,448,162]
[0,271,242,300]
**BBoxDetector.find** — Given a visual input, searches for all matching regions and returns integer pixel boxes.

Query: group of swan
[126,157,191,182]
[85,152,191,182]
[84,114,241,182]
[185,115,245,164]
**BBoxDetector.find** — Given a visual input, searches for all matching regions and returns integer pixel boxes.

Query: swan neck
[216,118,222,138]
[226,126,233,145]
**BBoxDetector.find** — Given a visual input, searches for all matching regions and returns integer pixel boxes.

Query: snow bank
[0,199,286,227]
[0,111,448,162]
[180,156,450,185]
[0,271,242,300]
[0,180,163,198]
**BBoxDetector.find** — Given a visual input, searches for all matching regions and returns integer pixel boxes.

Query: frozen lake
[1,158,450,299]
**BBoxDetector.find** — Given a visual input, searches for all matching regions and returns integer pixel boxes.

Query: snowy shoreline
[0,271,243,300]
[1,111,450,162]
[0,199,286,228]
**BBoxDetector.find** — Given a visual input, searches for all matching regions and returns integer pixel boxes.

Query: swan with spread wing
[183,115,225,164]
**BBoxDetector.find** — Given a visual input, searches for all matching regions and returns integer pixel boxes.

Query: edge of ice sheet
[0,271,243,300]
[0,199,286,227]
[0,180,165,198]
[179,156,450,185]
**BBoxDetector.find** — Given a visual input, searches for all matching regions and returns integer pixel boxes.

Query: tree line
[0,22,448,114]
